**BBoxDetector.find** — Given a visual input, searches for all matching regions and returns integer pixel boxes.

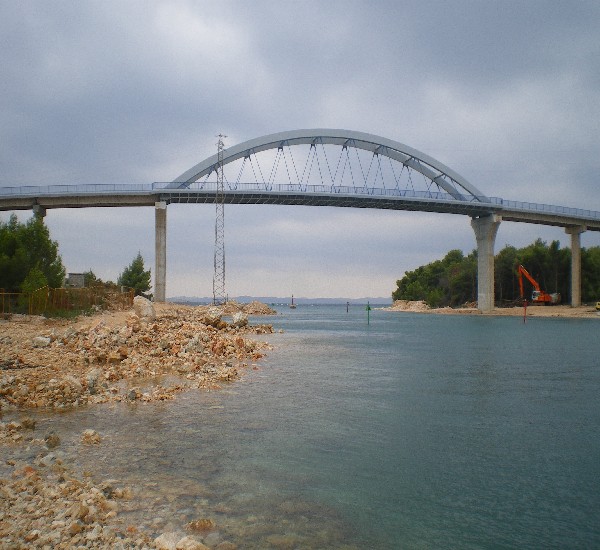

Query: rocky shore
[382,299,600,318]
[0,299,276,549]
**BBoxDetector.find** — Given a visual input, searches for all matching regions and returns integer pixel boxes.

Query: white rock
[133,296,156,320]
[231,311,248,327]
[176,535,210,549]
[155,532,181,550]
[32,336,51,347]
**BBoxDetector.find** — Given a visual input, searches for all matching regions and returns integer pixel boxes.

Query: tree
[582,247,600,302]
[495,245,519,303]
[21,266,48,294]
[117,252,151,297]
[392,240,600,307]
[0,214,65,292]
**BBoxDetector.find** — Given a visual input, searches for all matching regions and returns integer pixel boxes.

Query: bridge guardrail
[1,182,599,221]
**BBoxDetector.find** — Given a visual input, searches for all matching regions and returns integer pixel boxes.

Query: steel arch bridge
[158,128,497,217]
[1,128,599,310]
[169,128,485,197]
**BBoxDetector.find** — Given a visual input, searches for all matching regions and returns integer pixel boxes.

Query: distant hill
[168,295,391,306]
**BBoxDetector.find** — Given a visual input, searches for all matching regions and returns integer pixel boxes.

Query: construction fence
[0,286,135,316]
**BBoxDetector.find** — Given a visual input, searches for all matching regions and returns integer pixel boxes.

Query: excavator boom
[516,264,561,305]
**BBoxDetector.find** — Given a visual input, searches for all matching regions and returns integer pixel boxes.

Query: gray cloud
[1,0,599,298]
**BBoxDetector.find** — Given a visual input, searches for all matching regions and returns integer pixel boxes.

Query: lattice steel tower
[213,134,227,305]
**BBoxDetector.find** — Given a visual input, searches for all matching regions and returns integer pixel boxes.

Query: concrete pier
[32,204,46,218]
[565,226,585,307]
[155,202,167,302]
[471,215,501,312]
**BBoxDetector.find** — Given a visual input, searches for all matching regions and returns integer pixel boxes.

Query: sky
[1,0,599,300]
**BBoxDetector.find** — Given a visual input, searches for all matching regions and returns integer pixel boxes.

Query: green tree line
[0,214,65,292]
[392,239,600,307]
[1,214,151,298]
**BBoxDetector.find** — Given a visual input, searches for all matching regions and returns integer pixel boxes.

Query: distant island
[169,295,392,306]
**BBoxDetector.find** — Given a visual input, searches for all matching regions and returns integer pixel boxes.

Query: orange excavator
[517,264,561,305]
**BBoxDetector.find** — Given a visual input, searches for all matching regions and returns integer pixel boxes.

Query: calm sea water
[7,306,600,548]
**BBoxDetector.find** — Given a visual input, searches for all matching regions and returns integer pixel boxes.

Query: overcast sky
[1,0,599,300]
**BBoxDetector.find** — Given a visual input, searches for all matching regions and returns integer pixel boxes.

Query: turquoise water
[11,306,600,548]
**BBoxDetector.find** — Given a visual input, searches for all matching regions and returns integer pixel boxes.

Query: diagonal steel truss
[212,134,226,305]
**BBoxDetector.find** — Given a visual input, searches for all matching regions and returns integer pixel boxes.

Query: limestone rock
[231,311,248,328]
[81,429,101,445]
[203,307,223,327]
[186,518,215,533]
[389,300,430,311]
[176,536,211,550]
[44,431,60,448]
[155,531,181,550]
[133,295,156,320]
[32,336,51,348]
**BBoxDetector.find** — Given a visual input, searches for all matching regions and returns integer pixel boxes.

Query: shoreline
[0,301,277,549]
[380,300,600,319]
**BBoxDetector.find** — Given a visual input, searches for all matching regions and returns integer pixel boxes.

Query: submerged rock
[44,431,60,448]
[186,518,216,533]
[176,536,211,550]
[81,429,101,445]
[155,531,181,549]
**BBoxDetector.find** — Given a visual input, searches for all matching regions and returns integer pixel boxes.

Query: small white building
[65,273,85,288]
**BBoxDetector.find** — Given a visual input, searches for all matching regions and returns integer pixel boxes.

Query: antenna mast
[213,134,227,305]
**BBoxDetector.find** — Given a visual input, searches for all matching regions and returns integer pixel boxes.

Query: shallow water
[4,306,600,548]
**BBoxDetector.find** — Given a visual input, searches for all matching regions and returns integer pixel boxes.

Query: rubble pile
[0,303,273,411]
[387,300,431,312]
[221,300,276,316]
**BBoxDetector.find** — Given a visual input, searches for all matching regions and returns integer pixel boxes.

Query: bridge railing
[497,198,600,220]
[163,182,600,220]
[0,183,155,196]
[164,181,490,202]
[1,182,600,221]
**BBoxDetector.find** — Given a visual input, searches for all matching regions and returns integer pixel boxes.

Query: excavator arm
[516,264,561,304]
[517,264,541,298]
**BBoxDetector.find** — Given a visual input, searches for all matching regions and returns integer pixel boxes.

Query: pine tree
[0,214,65,292]
[117,252,151,297]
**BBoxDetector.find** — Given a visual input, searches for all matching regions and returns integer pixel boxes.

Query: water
[6,306,600,548]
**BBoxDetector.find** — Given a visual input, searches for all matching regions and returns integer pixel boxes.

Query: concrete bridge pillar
[565,225,586,307]
[33,204,46,218]
[155,201,167,302]
[471,214,501,312]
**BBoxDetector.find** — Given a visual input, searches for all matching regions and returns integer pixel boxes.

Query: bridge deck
[1,184,600,231]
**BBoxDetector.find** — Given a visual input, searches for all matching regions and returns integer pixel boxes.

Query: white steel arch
[168,129,488,201]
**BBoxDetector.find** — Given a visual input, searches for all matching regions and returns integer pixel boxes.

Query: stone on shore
[388,300,430,311]
[231,311,248,327]
[32,335,51,347]
[133,295,156,319]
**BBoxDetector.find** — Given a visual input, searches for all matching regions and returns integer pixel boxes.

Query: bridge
[1,129,599,311]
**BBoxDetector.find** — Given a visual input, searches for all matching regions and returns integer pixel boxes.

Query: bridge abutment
[471,215,501,312]
[565,225,586,307]
[155,201,167,302]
